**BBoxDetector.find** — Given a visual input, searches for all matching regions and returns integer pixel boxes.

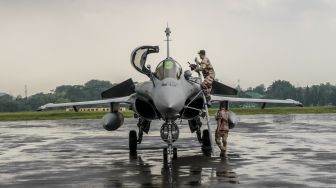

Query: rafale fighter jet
[39,26,302,159]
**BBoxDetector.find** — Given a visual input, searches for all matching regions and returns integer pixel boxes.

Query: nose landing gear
[161,121,179,160]
[129,120,180,160]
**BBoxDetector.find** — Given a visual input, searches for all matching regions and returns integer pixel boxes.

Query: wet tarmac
[0,114,335,188]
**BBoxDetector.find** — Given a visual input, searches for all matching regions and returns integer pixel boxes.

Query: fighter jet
[39,26,302,159]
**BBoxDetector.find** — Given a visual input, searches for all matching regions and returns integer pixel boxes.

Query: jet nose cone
[153,87,185,119]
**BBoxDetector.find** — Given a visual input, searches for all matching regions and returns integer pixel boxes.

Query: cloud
[0,0,335,95]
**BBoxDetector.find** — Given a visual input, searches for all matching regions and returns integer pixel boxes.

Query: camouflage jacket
[215,109,229,132]
[195,57,215,78]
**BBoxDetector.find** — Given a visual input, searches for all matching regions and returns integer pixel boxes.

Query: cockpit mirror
[130,46,159,77]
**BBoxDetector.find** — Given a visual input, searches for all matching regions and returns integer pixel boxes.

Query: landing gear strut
[129,118,151,155]
[163,147,178,161]
[161,121,179,160]
[188,117,202,143]
[137,118,151,144]
[138,129,143,144]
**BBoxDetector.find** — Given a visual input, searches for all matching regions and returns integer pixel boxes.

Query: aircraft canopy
[155,58,182,80]
[131,46,159,76]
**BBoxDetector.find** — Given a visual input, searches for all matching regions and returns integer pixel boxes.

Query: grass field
[0,106,335,121]
[209,106,336,115]
[0,111,134,121]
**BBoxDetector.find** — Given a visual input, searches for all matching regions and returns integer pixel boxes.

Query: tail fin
[101,78,135,99]
[211,81,238,96]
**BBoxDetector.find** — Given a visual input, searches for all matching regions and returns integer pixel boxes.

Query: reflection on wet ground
[0,114,335,187]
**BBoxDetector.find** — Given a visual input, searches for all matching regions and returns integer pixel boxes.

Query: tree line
[0,80,114,112]
[0,79,335,112]
[236,80,336,107]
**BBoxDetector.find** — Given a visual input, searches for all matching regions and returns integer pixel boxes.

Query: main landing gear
[188,117,202,144]
[188,117,212,155]
[129,118,151,156]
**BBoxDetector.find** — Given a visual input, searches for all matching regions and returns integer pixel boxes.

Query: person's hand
[189,64,197,71]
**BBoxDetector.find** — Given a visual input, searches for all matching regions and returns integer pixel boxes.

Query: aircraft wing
[211,95,303,107]
[38,95,133,111]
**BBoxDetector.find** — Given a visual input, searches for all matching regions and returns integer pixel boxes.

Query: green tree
[266,80,296,99]
[253,84,266,94]
[0,95,20,112]
[82,80,113,100]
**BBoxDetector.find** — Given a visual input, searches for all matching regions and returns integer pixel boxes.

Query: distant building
[240,103,257,108]
[66,107,127,112]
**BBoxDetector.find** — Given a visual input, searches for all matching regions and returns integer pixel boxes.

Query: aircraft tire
[201,129,212,153]
[173,148,177,159]
[163,148,168,161]
[129,130,137,153]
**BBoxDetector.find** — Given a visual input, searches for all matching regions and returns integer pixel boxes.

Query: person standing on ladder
[215,102,230,157]
[190,49,217,155]
[190,50,216,107]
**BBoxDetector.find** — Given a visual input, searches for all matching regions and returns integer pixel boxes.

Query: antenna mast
[164,24,171,58]
[25,84,28,100]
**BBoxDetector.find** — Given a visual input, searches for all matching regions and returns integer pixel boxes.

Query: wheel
[202,130,211,147]
[163,148,168,161]
[173,148,177,159]
[201,129,212,154]
[129,130,137,153]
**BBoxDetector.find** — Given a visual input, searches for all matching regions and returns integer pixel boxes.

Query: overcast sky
[1,0,335,96]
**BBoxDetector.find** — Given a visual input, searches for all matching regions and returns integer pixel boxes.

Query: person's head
[219,101,228,110]
[198,50,206,59]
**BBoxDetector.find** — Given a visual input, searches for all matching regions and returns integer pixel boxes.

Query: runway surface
[0,114,335,187]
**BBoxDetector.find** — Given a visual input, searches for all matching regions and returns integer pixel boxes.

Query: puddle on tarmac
[0,114,335,187]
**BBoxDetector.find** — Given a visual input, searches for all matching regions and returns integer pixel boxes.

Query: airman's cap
[198,50,206,55]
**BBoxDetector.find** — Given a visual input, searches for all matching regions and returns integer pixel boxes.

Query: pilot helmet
[184,70,192,80]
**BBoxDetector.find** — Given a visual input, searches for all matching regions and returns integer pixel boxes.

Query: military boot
[220,150,226,158]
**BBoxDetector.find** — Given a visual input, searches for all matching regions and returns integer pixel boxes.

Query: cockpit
[154,58,182,80]
[130,46,183,80]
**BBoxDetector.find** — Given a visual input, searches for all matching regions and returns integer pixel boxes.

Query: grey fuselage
[133,70,202,121]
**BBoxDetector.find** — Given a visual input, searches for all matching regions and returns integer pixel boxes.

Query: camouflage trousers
[201,75,214,101]
[215,130,229,153]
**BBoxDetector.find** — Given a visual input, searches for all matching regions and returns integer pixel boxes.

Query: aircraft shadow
[104,151,239,187]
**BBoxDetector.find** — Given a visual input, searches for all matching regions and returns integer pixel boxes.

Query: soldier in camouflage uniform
[190,50,215,106]
[215,103,230,157]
